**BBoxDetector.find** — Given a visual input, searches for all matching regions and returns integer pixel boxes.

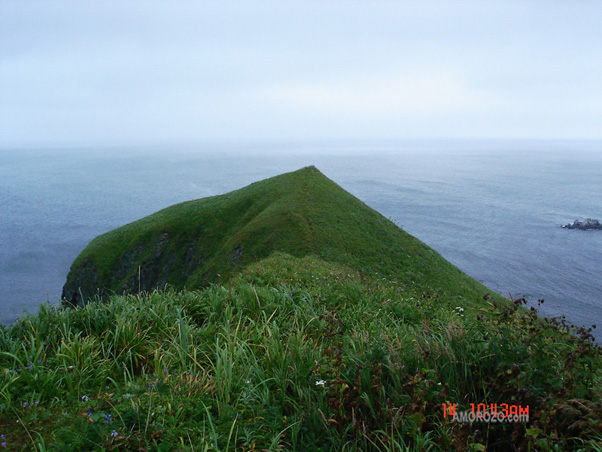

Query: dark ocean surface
[1,141,601,339]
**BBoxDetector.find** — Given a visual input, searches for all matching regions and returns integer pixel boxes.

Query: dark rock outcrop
[61,260,103,307]
[562,218,602,230]
[61,233,205,307]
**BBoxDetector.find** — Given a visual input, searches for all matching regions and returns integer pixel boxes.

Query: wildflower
[315,380,326,386]
[1,441,5,448]
[81,395,89,402]
[111,430,118,438]
[22,402,28,408]
[453,306,465,317]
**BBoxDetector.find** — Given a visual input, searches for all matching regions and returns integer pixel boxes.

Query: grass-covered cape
[1,167,600,451]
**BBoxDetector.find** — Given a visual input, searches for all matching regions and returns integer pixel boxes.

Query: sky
[1,0,601,146]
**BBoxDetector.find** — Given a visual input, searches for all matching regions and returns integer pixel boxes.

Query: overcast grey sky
[1,0,601,146]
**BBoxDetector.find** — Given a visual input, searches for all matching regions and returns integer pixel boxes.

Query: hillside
[0,167,600,451]
[62,166,490,307]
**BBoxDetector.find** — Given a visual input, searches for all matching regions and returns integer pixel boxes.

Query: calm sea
[1,141,601,339]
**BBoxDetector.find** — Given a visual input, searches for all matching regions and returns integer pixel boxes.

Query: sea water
[1,141,601,339]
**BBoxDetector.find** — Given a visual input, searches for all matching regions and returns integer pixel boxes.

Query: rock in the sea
[562,218,602,230]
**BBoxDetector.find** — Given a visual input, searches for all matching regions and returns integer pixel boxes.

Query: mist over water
[1,141,601,339]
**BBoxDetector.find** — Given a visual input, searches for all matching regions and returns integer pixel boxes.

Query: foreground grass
[1,255,601,451]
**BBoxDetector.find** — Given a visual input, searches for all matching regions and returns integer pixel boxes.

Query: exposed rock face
[61,233,205,308]
[562,218,602,230]
[61,260,103,307]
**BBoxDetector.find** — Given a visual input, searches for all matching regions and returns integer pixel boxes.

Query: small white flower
[245,379,251,384]
[81,395,89,402]
[315,380,326,386]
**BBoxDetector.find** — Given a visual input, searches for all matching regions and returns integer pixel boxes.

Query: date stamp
[442,402,529,423]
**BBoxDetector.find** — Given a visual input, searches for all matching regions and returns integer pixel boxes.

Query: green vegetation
[2,167,601,451]
[62,166,492,307]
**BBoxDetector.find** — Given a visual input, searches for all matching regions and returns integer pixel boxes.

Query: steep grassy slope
[62,166,492,306]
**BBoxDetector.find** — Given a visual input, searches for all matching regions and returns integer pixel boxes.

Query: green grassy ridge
[63,166,496,307]
[65,167,318,299]
[1,253,601,451]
